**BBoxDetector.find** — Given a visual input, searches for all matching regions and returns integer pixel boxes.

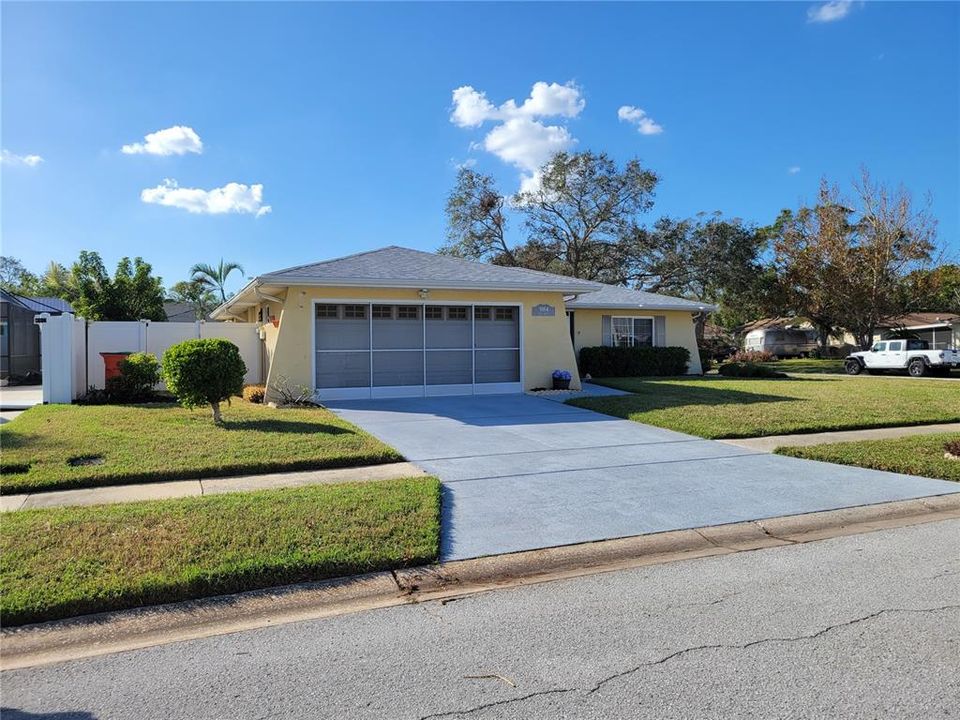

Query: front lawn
[571,376,960,439]
[1,477,440,626]
[0,402,403,495]
[777,433,960,482]
[757,358,845,374]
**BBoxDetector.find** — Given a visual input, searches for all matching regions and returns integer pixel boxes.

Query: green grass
[0,477,440,626]
[777,433,960,482]
[756,358,845,374]
[0,402,403,495]
[571,376,960,439]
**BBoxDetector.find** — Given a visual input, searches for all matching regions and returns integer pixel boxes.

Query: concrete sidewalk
[0,385,42,410]
[0,462,427,512]
[721,422,960,453]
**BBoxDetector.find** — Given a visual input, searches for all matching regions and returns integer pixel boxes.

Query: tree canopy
[71,251,166,321]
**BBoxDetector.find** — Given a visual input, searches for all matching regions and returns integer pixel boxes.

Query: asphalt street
[3,519,958,719]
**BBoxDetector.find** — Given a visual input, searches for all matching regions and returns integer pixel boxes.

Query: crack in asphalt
[417,604,960,719]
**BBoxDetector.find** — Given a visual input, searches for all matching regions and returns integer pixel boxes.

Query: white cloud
[1,149,44,167]
[788,166,801,175]
[807,1,855,23]
[122,126,203,156]
[141,179,271,217]
[617,105,664,136]
[450,81,584,190]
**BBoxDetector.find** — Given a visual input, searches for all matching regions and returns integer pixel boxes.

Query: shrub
[718,362,787,378]
[698,348,714,373]
[83,352,161,404]
[945,439,960,458]
[270,375,319,407]
[729,349,777,363]
[578,346,690,377]
[161,339,247,423]
[242,384,266,404]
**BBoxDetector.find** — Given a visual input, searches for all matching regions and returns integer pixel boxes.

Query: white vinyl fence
[38,313,262,403]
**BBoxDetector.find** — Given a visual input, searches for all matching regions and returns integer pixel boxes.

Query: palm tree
[190,259,245,303]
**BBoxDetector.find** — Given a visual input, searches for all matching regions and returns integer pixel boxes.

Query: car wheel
[908,358,927,377]
[845,359,863,375]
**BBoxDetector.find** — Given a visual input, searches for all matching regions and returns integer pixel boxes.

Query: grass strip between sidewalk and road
[776,433,960,482]
[0,402,403,495]
[571,376,960,439]
[0,477,440,626]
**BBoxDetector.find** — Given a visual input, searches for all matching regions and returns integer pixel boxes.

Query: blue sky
[2,1,957,297]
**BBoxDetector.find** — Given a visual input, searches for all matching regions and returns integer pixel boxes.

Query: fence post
[38,313,76,404]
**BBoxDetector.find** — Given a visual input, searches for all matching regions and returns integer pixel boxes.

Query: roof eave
[257,275,602,294]
[566,302,718,312]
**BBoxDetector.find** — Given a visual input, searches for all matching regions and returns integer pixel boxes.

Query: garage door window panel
[373,305,423,350]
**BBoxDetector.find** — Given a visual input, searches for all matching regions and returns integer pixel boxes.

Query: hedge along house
[210,246,712,401]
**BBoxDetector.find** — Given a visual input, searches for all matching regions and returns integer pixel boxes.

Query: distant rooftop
[0,290,73,314]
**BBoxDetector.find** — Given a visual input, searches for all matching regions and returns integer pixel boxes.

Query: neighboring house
[875,313,960,350]
[163,301,211,322]
[210,246,712,400]
[0,290,73,381]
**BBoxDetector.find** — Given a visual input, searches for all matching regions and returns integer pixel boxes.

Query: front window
[872,342,886,352]
[612,316,654,348]
[887,340,903,351]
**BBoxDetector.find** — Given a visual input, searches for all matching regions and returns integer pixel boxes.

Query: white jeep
[845,338,960,377]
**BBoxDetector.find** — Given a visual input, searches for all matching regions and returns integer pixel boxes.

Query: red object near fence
[100,352,132,382]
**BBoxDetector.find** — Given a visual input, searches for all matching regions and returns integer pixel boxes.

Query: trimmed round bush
[161,339,246,423]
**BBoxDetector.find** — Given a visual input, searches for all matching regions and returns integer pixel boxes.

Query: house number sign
[531,304,556,317]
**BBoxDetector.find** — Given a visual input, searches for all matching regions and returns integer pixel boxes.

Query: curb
[3,493,959,670]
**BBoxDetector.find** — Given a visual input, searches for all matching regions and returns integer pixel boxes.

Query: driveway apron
[327,394,960,561]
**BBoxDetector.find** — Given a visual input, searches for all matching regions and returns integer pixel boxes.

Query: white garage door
[314,303,521,399]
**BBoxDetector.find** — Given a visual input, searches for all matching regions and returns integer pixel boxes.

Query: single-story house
[0,291,73,382]
[211,246,714,400]
[875,313,960,350]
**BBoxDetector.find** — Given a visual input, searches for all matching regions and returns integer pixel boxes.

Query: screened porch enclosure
[314,302,521,398]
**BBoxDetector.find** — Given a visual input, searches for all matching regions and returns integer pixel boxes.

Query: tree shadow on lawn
[219,419,356,435]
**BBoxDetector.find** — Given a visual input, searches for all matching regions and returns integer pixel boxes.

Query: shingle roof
[564,283,716,312]
[877,312,960,328]
[259,246,601,293]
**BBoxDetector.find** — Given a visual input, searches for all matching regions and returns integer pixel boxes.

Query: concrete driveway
[327,394,960,561]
